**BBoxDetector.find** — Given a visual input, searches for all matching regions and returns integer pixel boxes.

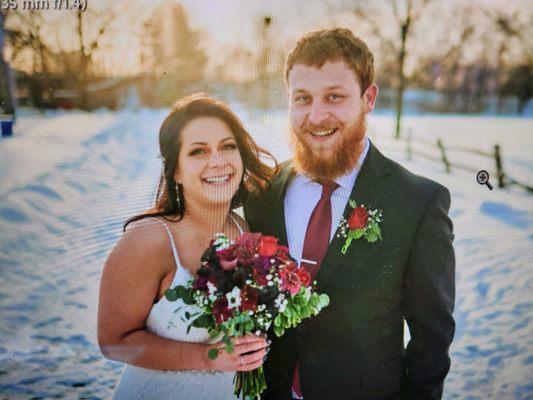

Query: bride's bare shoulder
[119,217,171,251]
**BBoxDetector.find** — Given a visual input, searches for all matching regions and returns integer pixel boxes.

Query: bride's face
[174,116,243,209]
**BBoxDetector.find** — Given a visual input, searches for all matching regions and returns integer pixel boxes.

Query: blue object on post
[1,114,13,137]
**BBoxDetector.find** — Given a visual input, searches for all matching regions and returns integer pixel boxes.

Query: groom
[245,28,455,400]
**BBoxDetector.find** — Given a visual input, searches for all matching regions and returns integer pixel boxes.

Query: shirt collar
[300,136,370,190]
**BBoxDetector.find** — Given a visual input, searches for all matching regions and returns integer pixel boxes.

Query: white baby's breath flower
[207,282,218,301]
[207,282,217,296]
[304,286,312,301]
[275,294,288,313]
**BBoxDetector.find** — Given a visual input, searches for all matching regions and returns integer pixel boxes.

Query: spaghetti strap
[150,218,182,269]
[230,213,245,235]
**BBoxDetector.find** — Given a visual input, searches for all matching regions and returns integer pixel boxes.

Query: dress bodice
[145,260,218,343]
[145,215,244,344]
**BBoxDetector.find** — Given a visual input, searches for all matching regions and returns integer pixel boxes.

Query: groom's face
[288,60,375,179]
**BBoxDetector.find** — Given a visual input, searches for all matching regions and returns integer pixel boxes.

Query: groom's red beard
[290,113,367,180]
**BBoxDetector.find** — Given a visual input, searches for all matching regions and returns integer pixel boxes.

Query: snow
[0,107,531,399]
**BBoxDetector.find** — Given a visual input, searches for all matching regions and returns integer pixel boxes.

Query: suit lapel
[315,142,394,290]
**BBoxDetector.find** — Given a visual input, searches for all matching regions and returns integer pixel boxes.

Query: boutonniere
[338,200,383,254]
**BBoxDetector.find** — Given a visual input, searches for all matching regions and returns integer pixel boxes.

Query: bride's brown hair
[124,93,277,230]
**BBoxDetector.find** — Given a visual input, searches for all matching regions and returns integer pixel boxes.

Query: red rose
[240,285,259,312]
[296,267,312,287]
[348,206,369,230]
[259,236,278,257]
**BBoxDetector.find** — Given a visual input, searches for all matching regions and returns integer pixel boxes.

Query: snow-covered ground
[0,107,531,399]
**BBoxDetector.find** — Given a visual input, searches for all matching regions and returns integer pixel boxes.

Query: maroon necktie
[292,180,338,399]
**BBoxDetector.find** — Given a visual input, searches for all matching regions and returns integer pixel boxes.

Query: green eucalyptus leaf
[192,314,212,329]
[209,328,221,339]
[245,320,254,333]
[164,289,178,302]
[319,294,330,308]
[221,334,234,353]
[349,199,357,208]
[208,348,219,360]
[274,325,284,337]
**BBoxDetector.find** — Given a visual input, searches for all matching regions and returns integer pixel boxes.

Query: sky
[6,0,532,77]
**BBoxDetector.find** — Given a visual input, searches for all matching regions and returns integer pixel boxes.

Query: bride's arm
[97,220,267,372]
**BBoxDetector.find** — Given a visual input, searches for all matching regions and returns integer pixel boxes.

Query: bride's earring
[175,184,181,209]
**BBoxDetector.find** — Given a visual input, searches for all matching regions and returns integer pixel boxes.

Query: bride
[97,94,277,399]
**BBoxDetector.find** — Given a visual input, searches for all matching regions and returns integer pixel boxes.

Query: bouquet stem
[234,366,266,399]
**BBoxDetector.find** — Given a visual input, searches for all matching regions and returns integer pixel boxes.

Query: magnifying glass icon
[476,170,494,190]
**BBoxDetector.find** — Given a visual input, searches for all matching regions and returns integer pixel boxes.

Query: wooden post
[437,139,450,173]
[494,144,505,188]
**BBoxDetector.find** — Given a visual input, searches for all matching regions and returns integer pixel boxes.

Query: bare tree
[74,4,123,109]
[0,11,16,117]
[143,2,207,105]
[387,0,433,138]
[484,6,533,113]
[345,0,433,138]
[3,9,53,109]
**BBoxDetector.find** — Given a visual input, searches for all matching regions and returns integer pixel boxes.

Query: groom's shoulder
[376,147,450,205]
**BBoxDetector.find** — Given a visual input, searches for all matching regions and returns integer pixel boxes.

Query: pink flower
[279,267,302,296]
[236,232,262,251]
[218,247,239,271]
[296,268,312,287]
[276,245,291,261]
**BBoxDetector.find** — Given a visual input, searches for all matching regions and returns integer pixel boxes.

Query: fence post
[407,130,412,161]
[437,139,450,173]
[494,144,505,188]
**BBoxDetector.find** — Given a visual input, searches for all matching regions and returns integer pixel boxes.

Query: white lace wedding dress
[112,218,243,400]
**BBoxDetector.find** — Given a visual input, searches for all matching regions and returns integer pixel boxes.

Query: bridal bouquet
[165,232,330,399]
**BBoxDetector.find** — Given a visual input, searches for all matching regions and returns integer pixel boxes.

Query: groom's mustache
[301,120,341,132]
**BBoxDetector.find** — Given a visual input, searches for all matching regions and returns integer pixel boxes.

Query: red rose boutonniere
[338,200,383,254]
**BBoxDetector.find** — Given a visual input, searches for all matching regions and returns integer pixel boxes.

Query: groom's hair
[285,28,375,93]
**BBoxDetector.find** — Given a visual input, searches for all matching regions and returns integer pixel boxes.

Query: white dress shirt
[284,137,370,265]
